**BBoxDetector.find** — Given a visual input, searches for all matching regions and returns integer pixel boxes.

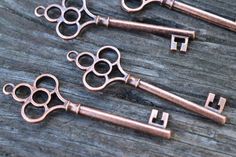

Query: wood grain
[0,0,235,156]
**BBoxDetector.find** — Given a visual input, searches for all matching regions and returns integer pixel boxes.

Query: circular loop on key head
[62,0,96,22]
[35,6,46,17]
[21,98,66,123]
[45,4,63,22]
[12,83,33,103]
[83,71,107,91]
[36,0,97,40]
[3,83,15,95]
[93,59,112,77]
[34,74,59,94]
[63,7,81,25]
[97,46,121,66]
[13,84,32,102]
[67,50,79,62]
[62,0,84,11]
[75,52,95,70]
[21,102,48,123]
[121,0,147,13]
[56,21,80,39]
[31,88,51,107]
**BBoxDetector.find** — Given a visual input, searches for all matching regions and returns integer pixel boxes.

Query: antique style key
[121,0,236,32]
[35,0,196,52]
[2,74,171,139]
[67,46,228,124]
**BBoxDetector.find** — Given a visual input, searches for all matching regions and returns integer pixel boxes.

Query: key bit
[149,109,169,129]
[171,35,189,52]
[205,93,227,114]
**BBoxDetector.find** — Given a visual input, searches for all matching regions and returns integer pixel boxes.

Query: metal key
[2,74,171,139]
[67,46,228,124]
[34,0,196,52]
[121,0,236,32]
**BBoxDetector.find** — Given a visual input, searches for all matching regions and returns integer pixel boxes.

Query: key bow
[3,74,67,123]
[35,0,96,39]
[67,46,128,91]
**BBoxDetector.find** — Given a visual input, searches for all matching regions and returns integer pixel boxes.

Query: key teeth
[205,93,227,113]
[171,35,189,52]
[148,109,169,129]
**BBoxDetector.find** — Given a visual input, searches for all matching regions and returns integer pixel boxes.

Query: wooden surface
[0,0,236,156]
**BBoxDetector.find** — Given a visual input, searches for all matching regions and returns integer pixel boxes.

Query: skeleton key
[121,0,236,32]
[67,46,228,124]
[2,74,171,139]
[34,0,196,52]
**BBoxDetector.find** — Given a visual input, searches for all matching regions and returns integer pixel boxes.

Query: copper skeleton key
[67,46,228,124]
[121,0,236,32]
[35,0,196,52]
[2,74,171,139]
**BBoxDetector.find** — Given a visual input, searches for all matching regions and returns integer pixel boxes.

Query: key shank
[96,16,196,39]
[165,0,236,32]
[125,75,227,124]
[66,102,172,139]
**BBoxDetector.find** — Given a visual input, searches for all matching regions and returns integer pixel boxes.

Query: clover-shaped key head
[3,74,68,123]
[35,0,97,39]
[67,46,129,91]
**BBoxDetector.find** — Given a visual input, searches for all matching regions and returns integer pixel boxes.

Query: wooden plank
[0,0,235,156]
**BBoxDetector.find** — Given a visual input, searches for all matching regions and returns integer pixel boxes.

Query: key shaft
[172,1,236,32]
[126,75,227,124]
[97,16,196,39]
[66,102,172,139]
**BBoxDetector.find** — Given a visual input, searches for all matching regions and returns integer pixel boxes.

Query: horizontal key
[2,74,171,139]
[34,0,196,52]
[121,0,236,32]
[67,46,228,124]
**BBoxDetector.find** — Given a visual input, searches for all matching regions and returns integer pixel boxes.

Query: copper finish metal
[205,93,226,114]
[149,109,169,128]
[35,0,196,52]
[171,35,189,52]
[3,74,171,139]
[121,0,236,32]
[67,46,228,124]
